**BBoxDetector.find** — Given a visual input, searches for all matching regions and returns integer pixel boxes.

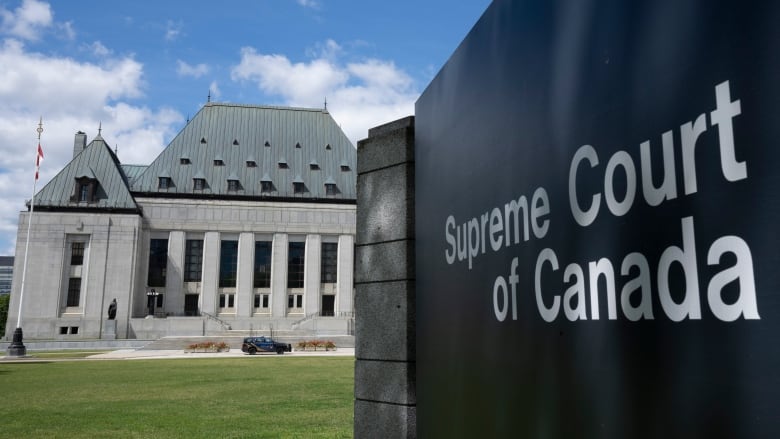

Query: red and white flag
[35,143,44,181]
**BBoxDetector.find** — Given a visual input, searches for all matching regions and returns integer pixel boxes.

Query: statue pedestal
[102,319,117,340]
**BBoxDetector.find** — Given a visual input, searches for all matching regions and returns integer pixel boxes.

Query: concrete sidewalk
[1,347,354,362]
[89,347,355,360]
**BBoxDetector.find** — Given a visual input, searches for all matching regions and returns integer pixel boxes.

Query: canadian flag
[35,143,44,181]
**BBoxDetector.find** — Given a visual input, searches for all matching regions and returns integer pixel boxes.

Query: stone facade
[5,104,356,341]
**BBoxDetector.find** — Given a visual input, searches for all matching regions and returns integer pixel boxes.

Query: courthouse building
[4,103,356,340]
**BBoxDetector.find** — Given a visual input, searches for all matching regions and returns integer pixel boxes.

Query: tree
[0,294,9,338]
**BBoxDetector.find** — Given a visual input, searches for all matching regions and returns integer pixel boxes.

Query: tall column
[337,234,354,315]
[304,234,322,316]
[166,231,185,316]
[354,116,416,438]
[237,232,254,317]
[201,232,220,315]
[270,233,288,317]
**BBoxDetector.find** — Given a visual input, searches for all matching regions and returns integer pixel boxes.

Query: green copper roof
[131,103,356,200]
[32,136,139,211]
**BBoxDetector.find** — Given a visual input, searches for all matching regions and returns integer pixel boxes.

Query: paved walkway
[1,347,354,362]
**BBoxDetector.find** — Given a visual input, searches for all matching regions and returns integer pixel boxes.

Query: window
[79,183,90,201]
[158,177,171,189]
[253,241,272,288]
[288,294,303,308]
[74,177,96,203]
[261,181,274,193]
[193,178,205,190]
[254,294,270,308]
[227,180,239,191]
[219,293,235,308]
[219,240,238,287]
[71,242,85,266]
[184,239,203,282]
[287,242,305,288]
[214,159,224,166]
[325,183,338,196]
[321,242,338,283]
[147,239,168,287]
[67,277,81,306]
[293,182,306,194]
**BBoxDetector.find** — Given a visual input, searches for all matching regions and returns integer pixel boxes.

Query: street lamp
[147,289,159,317]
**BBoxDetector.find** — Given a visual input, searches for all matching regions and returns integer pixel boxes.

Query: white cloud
[58,20,75,40]
[0,38,183,254]
[230,42,417,144]
[209,81,221,100]
[165,20,182,41]
[0,0,53,41]
[87,41,111,57]
[296,0,320,9]
[176,59,209,78]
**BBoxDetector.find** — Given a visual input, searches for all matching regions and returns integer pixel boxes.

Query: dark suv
[241,336,292,355]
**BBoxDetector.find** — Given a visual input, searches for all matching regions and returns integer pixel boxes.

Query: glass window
[184,239,203,282]
[147,239,168,287]
[287,242,305,288]
[219,240,238,288]
[67,277,81,307]
[253,241,272,288]
[321,242,338,283]
[71,242,85,266]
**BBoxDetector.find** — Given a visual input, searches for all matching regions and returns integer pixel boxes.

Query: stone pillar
[166,231,185,316]
[237,232,254,317]
[201,232,220,315]
[337,234,354,315]
[304,234,322,316]
[354,116,416,438]
[270,233,289,318]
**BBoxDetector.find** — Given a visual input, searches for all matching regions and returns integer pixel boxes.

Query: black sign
[415,1,780,437]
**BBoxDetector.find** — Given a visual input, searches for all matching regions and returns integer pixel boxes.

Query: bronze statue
[107,298,117,320]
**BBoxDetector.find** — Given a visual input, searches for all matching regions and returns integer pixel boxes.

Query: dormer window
[158,177,172,189]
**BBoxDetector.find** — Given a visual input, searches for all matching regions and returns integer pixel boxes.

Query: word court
[443,80,760,323]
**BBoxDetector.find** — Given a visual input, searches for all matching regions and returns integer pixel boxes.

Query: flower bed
[184,341,230,353]
[295,340,337,351]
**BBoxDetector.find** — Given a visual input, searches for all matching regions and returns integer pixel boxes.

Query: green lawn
[0,356,354,438]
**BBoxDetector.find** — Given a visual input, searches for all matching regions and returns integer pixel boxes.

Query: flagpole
[8,118,43,357]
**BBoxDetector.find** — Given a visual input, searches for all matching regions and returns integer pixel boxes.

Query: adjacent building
[4,103,356,340]
[0,256,12,295]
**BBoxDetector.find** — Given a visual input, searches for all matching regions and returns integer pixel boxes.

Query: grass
[27,350,112,359]
[0,356,354,438]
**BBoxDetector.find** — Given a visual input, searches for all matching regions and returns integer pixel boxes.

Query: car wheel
[276,347,284,355]
[248,346,257,355]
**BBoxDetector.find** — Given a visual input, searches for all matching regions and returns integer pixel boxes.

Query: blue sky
[0,0,491,255]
